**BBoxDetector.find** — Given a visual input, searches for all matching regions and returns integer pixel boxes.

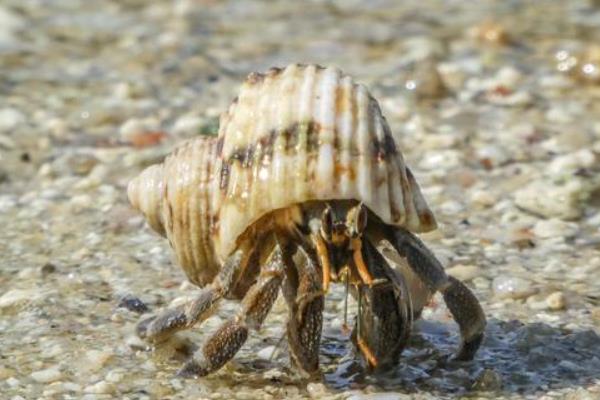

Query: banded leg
[178,247,284,377]
[136,249,245,343]
[443,276,486,360]
[352,238,412,370]
[384,225,486,360]
[282,244,324,376]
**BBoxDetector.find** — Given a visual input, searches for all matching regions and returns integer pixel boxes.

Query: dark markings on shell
[219,161,230,190]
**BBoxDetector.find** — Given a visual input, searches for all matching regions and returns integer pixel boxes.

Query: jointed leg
[178,246,285,377]
[443,276,486,360]
[382,225,486,360]
[137,248,245,343]
[351,238,412,370]
[282,244,324,376]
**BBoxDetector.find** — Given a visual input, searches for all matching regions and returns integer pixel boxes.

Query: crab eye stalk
[320,205,334,242]
[347,203,368,238]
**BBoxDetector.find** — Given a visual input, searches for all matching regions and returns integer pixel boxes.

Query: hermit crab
[127,64,486,377]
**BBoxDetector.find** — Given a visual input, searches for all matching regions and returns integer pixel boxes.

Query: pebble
[30,367,63,383]
[547,149,596,176]
[0,289,37,309]
[306,382,328,398]
[514,179,585,220]
[0,108,25,131]
[533,218,579,239]
[446,264,481,281]
[84,381,116,395]
[493,276,537,299]
[172,114,203,136]
[470,189,497,208]
[117,294,149,314]
[545,291,566,310]
[119,118,161,142]
[256,346,277,361]
[84,349,113,372]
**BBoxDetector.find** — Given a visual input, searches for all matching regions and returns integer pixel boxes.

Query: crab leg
[384,225,486,360]
[282,243,324,376]
[352,237,413,370]
[136,248,246,343]
[314,234,332,292]
[351,237,375,286]
[178,245,285,377]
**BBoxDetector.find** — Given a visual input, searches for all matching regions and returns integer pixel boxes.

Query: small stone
[256,346,277,361]
[469,20,510,45]
[84,349,113,372]
[546,291,567,311]
[306,382,328,398]
[126,335,147,351]
[470,190,497,208]
[533,218,579,239]
[31,367,63,383]
[0,366,13,379]
[6,377,20,387]
[548,149,596,177]
[117,294,149,314]
[41,262,57,277]
[0,108,25,131]
[493,276,537,299]
[172,114,203,136]
[514,179,585,220]
[446,264,481,281]
[472,368,502,391]
[0,289,35,309]
[84,381,116,395]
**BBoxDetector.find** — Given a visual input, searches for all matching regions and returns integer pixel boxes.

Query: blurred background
[1,1,599,399]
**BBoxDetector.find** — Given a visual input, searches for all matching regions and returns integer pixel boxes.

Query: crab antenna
[269,332,287,362]
[343,271,349,331]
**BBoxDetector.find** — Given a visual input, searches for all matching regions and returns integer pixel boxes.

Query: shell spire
[127,164,166,236]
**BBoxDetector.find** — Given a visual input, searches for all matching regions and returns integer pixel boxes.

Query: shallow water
[1,0,600,399]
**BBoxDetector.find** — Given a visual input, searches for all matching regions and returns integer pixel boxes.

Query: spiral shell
[128,64,436,286]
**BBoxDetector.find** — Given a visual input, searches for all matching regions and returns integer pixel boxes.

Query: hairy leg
[383,225,486,360]
[137,248,245,343]
[282,243,324,376]
[352,238,412,370]
[178,246,285,377]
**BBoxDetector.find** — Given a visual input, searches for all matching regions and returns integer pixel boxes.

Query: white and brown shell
[128,64,437,286]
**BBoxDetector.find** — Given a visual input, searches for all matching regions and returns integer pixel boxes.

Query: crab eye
[320,206,334,242]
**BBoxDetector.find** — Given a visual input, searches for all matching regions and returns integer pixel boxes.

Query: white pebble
[470,190,497,208]
[514,179,585,220]
[547,149,596,176]
[84,381,116,395]
[0,108,25,131]
[533,218,579,239]
[0,289,36,309]
[446,264,481,281]
[6,377,20,387]
[493,276,537,299]
[306,382,328,398]
[31,367,63,383]
[256,346,277,360]
[172,114,203,136]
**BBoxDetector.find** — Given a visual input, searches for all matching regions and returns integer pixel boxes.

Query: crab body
[128,64,485,377]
